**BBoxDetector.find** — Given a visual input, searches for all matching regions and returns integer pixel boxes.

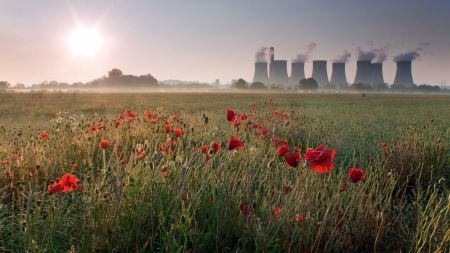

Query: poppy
[114,120,122,127]
[238,203,252,216]
[164,119,170,125]
[227,109,235,123]
[276,145,290,156]
[273,111,280,117]
[47,173,81,193]
[200,145,208,153]
[273,138,282,147]
[295,215,304,223]
[89,124,98,133]
[303,144,335,174]
[285,153,301,167]
[144,110,152,117]
[47,182,66,193]
[339,183,348,192]
[380,142,388,148]
[149,119,156,124]
[273,207,282,218]
[100,140,110,149]
[161,167,169,176]
[164,125,171,133]
[39,132,49,138]
[71,163,78,170]
[210,196,215,203]
[233,122,242,128]
[211,142,220,153]
[173,128,182,137]
[228,137,243,150]
[348,168,365,183]
[284,185,293,194]
[136,148,146,159]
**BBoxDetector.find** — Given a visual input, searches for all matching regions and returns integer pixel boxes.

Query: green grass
[0,91,449,252]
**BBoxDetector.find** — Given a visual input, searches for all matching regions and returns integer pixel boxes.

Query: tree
[0,81,11,89]
[13,83,25,89]
[249,82,267,89]
[298,78,318,90]
[108,68,123,78]
[231,78,248,89]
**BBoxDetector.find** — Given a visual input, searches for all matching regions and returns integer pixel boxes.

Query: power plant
[311,60,329,86]
[393,61,414,87]
[330,63,347,85]
[371,63,384,85]
[289,62,305,86]
[252,62,269,84]
[353,61,372,84]
[269,47,289,85]
[251,47,419,88]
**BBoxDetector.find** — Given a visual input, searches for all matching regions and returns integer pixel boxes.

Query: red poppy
[161,167,169,176]
[164,125,171,133]
[114,120,122,127]
[210,196,215,203]
[238,203,252,216]
[348,168,365,183]
[47,182,66,193]
[339,183,348,192]
[273,207,282,218]
[303,144,335,174]
[233,122,242,128]
[261,129,270,136]
[276,145,290,156]
[71,163,78,170]
[380,142,388,148]
[100,140,110,149]
[227,108,235,123]
[39,132,49,138]
[295,215,304,223]
[136,148,146,159]
[273,111,280,117]
[47,173,81,193]
[2,160,9,166]
[144,110,152,118]
[273,137,282,147]
[285,153,301,167]
[422,125,426,129]
[173,128,182,137]
[201,145,208,153]
[60,173,78,188]
[149,119,156,124]
[228,137,243,150]
[284,185,293,194]
[89,124,98,133]
[211,142,220,153]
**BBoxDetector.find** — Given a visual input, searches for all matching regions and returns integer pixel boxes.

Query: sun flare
[69,27,102,58]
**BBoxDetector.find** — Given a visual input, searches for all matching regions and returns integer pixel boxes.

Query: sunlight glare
[69,27,103,58]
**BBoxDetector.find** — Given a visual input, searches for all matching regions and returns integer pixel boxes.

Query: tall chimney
[253,62,269,84]
[270,47,274,63]
[311,60,329,87]
[330,63,347,85]
[354,61,372,84]
[393,61,414,87]
[290,62,305,86]
[371,63,384,85]
[269,60,289,85]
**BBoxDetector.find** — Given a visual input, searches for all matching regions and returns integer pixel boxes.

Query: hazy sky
[0,0,449,86]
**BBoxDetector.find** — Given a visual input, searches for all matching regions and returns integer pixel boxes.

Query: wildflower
[348,168,365,183]
[284,185,293,194]
[39,132,49,138]
[136,148,146,159]
[285,153,301,167]
[238,203,252,216]
[149,119,156,124]
[276,145,290,156]
[161,167,169,176]
[233,122,242,128]
[227,108,235,123]
[387,172,391,178]
[71,163,78,170]
[100,140,110,149]
[2,160,9,166]
[114,120,122,127]
[47,173,81,193]
[273,111,280,117]
[231,178,236,185]
[173,128,182,137]
[200,145,208,153]
[273,207,282,218]
[273,137,282,147]
[295,215,304,223]
[303,144,335,174]
[422,125,426,129]
[380,142,388,148]
[228,137,243,150]
[164,124,171,133]
[339,183,348,192]
[210,196,215,203]
[144,110,152,118]
[89,124,98,133]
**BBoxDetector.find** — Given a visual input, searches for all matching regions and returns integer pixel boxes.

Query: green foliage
[249,82,267,89]
[231,78,248,89]
[298,78,318,90]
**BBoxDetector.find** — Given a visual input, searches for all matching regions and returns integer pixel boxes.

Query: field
[0,91,450,252]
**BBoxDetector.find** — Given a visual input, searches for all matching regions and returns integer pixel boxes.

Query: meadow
[0,91,449,252]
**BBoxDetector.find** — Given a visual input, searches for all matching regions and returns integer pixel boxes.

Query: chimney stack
[253,62,269,84]
[393,61,414,87]
[371,63,384,85]
[290,62,305,86]
[311,60,329,87]
[353,61,372,84]
[330,63,347,85]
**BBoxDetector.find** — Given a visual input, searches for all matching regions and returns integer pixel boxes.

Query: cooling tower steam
[372,46,388,63]
[255,47,268,63]
[292,42,317,63]
[355,46,376,61]
[333,50,351,63]
[393,43,429,62]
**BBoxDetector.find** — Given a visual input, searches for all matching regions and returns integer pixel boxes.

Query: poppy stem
[102,149,106,171]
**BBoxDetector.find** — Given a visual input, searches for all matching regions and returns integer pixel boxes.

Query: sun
[69,27,103,58]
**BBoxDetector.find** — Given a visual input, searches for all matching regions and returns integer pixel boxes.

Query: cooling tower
[253,62,269,84]
[371,63,384,85]
[330,63,347,85]
[353,61,372,84]
[289,62,305,86]
[269,60,289,85]
[311,60,329,86]
[393,61,414,87]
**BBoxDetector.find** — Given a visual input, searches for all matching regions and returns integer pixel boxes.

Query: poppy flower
[339,183,348,192]
[70,163,78,170]
[227,109,235,123]
[60,173,78,188]
[89,124,98,133]
[273,138,282,147]
[144,110,152,118]
[161,167,169,176]
[149,119,156,124]
[285,153,301,167]
[233,122,242,128]
[238,203,252,216]
[273,111,280,117]
[136,148,146,159]
[276,145,290,156]
[380,142,388,148]
[348,168,365,183]
[100,140,110,149]
[39,132,49,138]
[114,120,122,127]
[210,196,215,203]
[164,124,171,133]
[47,173,81,193]
[228,137,243,150]
[201,145,208,153]
[303,144,335,174]
[47,182,66,193]
[173,128,182,137]
[164,119,170,125]
[211,142,220,153]
[273,207,282,218]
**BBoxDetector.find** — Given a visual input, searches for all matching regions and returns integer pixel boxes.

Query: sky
[0,0,449,86]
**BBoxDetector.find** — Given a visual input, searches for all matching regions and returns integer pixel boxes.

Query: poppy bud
[305,158,311,167]
[100,140,110,149]
[267,160,274,168]
[204,116,209,124]
[273,127,278,135]
[189,138,196,146]
[164,125,171,133]
[284,120,290,126]
[387,172,391,178]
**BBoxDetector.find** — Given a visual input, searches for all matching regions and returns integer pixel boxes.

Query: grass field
[0,91,449,252]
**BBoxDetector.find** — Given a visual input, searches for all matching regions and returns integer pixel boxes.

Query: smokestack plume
[393,44,428,62]
[353,61,372,84]
[254,47,268,63]
[292,42,317,63]
[393,61,414,87]
[330,63,347,85]
[371,63,384,85]
[311,60,329,87]
[355,47,375,61]
[253,62,269,84]
[290,62,305,86]
[333,50,351,63]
